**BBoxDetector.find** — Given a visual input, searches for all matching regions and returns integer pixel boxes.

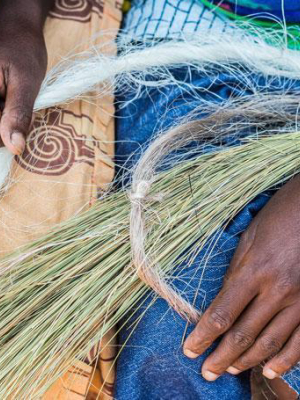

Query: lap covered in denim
[114,68,300,399]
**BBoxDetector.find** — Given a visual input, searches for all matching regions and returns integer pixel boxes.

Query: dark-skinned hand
[0,0,53,155]
[184,174,300,382]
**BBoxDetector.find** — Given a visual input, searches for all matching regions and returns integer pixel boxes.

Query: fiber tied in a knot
[130,180,151,201]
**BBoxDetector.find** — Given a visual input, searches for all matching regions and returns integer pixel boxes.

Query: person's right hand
[183,175,300,382]
[0,0,51,155]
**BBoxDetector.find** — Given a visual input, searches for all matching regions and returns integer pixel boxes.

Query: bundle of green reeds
[0,95,299,398]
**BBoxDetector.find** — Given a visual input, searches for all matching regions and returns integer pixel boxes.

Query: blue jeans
[114,67,300,399]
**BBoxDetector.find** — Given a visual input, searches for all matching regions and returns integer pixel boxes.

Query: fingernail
[263,368,279,380]
[183,348,199,359]
[202,370,220,381]
[226,366,241,375]
[11,132,25,154]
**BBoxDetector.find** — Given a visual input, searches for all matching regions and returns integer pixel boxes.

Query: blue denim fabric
[114,68,300,399]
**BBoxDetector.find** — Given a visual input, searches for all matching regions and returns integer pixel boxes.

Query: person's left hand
[183,174,300,381]
[0,0,51,155]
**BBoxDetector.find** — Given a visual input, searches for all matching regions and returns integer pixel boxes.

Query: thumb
[0,72,37,155]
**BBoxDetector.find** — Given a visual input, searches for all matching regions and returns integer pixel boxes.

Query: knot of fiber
[130,180,151,201]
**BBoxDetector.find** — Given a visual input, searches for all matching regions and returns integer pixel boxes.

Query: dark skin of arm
[184,175,300,382]
[0,0,54,155]
[2,0,300,386]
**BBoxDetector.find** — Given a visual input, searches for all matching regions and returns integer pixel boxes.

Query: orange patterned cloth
[42,328,117,399]
[0,0,122,254]
[0,0,122,398]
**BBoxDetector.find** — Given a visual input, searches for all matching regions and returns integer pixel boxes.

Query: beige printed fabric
[0,0,121,254]
[0,0,122,398]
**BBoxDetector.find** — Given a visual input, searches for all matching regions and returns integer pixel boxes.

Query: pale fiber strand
[34,33,300,111]
[129,94,300,322]
[0,93,299,397]
[0,30,299,394]
[130,122,208,322]
[1,29,300,187]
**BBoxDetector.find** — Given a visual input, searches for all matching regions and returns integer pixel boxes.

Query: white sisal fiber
[129,122,206,322]
[128,93,300,322]
[0,149,13,189]
[34,31,300,111]
[0,30,299,209]
[0,92,299,397]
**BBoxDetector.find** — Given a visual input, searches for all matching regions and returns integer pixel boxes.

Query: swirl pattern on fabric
[16,110,96,176]
[49,0,104,22]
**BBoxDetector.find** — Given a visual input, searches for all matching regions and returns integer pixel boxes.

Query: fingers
[183,273,257,360]
[0,68,38,155]
[199,293,282,380]
[230,304,300,375]
[263,325,300,379]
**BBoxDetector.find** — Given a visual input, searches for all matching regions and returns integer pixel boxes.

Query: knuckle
[230,330,254,349]
[238,232,248,247]
[3,107,32,128]
[207,308,234,332]
[273,274,296,296]
[276,354,293,371]
[239,229,253,247]
[237,356,254,369]
[288,342,300,357]
[259,336,282,355]
[195,338,212,349]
